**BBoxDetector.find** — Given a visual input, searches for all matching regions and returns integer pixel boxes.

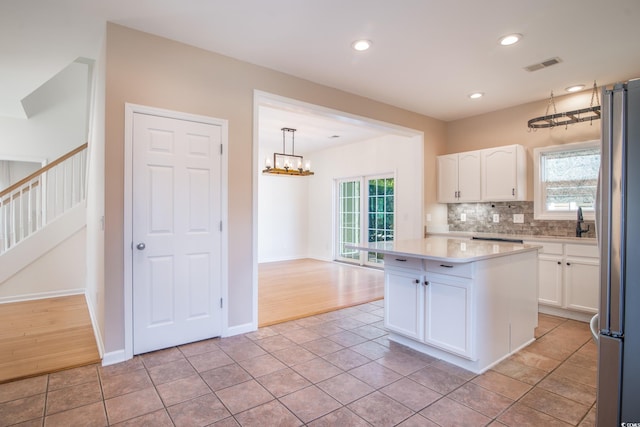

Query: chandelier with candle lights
[263,127,314,176]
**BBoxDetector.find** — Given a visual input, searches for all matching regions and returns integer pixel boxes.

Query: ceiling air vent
[524,57,562,72]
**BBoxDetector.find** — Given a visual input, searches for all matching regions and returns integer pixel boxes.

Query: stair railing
[0,143,88,255]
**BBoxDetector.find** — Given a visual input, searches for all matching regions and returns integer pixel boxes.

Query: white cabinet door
[538,255,564,307]
[457,151,481,202]
[564,257,599,313]
[423,274,473,359]
[437,154,459,203]
[384,268,424,340]
[481,145,526,201]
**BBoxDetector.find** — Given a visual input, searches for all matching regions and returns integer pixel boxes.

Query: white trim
[538,305,594,323]
[0,288,84,304]
[533,140,599,221]
[253,90,424,328]
[101,349,126,367]
[225,322,256,337]
[124,103,229,360]
[334,177,364,264]
[84,291,105,358]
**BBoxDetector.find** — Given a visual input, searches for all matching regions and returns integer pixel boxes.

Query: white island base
[356,238,540,375]
[389,329,534,375]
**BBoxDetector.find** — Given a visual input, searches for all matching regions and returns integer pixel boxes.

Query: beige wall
[445,90,602,199]
[104,24,446,353]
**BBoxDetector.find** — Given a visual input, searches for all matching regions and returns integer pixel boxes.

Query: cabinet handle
[424,281,430,286]
[395,258,407,262]
[557,261,562,265]
[512,188,515,196]
[439,264,454,268]
[458,190,461,198]
[414,279,420,284]
[566,262,571,266]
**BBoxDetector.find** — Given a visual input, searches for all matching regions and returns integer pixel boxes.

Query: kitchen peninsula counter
[354,236,540,263]
[349,237,540,374]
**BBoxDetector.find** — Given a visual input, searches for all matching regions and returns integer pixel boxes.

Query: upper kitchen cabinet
[481,144,527,201]
[436,151,481,203]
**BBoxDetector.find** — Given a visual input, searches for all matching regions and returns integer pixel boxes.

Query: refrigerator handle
[600,87,613,333]
[601,84,626,337]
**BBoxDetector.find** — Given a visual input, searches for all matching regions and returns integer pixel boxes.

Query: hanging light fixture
[527,81,601,130]
[263,127,314,176]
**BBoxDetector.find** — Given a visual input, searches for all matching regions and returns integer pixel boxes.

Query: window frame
[533,140,600,221]
[335,178,363,264]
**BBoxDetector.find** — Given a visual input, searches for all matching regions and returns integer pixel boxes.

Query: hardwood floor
[0,294,100,383]
[0,261,379,381]
[258,258,384,327]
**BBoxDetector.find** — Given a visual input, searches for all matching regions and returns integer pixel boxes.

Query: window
[533,141,600,220]
[336,175,395,266]
[366,177,394,265]
[336,179,361,262]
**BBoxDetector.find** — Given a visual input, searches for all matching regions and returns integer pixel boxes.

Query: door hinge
[220,298,223,308]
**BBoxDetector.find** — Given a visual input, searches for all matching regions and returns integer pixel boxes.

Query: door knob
[136,243,146,250]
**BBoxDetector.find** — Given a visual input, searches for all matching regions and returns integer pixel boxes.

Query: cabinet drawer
[565,243,599,258]
[425,260,473,278]
[385,256,424,270]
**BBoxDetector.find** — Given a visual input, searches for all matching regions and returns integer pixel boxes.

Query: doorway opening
[254,91,424,327]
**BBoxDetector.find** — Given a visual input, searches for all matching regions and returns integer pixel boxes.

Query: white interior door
[132,112,222,354]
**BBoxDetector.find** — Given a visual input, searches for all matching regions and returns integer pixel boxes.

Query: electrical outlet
[460,213,466,222]
[493,214,499,223]
[513,214,524,224]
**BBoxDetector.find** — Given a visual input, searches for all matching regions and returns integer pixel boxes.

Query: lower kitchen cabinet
[381,249,538,375]
[423,273,473,359]
[565,252,599,313]
[384,262,473,359]
[375,241,538,374]
[536,244,564,307]
[384,267,424,341]
[526,240,599,320]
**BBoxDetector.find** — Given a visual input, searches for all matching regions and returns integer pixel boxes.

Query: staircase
[0,143,88,255]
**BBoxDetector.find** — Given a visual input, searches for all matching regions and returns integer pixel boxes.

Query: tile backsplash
[447,201,596,238]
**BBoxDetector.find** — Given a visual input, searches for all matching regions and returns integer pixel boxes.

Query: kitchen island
[349,236,540,374]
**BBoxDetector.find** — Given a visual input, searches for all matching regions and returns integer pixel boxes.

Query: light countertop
[427,231,597,245]
[348,236,540,263]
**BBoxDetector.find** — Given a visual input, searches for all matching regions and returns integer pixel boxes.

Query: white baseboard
[538,305,594,323]
[102,349,127,367]
[258,255,308,264]
[225,322,256,337]
[0,288,85,304]
[84,293,105,359]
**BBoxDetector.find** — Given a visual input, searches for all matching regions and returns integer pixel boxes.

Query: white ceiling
[3,0,640,147]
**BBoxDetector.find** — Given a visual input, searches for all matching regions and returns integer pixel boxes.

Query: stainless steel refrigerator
[596,78,640,425]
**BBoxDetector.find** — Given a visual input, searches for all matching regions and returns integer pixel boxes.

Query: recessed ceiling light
[468,92,484,99]
[352,39,372,51]
[565,84,585,93]
[498,33,522,46]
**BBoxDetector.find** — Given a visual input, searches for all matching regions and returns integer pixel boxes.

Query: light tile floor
[0,301,597,426]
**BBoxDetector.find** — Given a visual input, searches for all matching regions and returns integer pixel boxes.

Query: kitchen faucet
[576,206,590,237]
